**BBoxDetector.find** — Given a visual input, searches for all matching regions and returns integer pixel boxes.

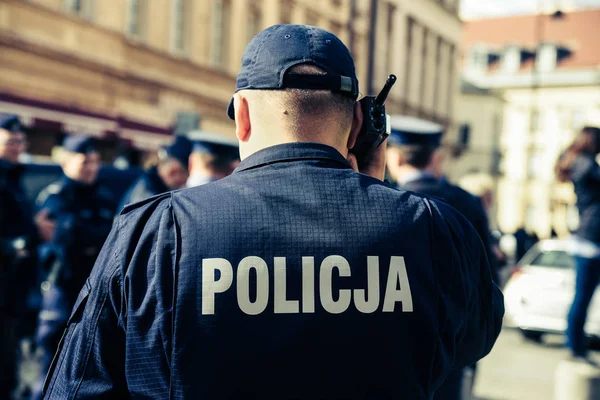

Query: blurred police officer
[0,114,44,399]
[385,115,498,400]
[44,25,503,399]
[187,131,240,187]
[31,136,115,399]
[118,135,192,209]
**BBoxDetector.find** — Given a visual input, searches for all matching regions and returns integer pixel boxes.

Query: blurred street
[474,328,600,400]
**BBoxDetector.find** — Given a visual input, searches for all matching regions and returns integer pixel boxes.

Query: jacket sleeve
[571,155,600,185]
[426,198,504,370]
[42,194,175,399]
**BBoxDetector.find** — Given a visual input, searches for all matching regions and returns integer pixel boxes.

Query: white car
[503,239,600,341]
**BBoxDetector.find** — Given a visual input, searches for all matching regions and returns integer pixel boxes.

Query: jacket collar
[234,142,351,173]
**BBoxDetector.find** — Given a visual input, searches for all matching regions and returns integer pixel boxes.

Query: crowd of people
[0,22,596,400]
[0,116,239,399]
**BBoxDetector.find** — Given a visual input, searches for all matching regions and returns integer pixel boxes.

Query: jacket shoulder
[36,180,65,207]
[120,191,172,216]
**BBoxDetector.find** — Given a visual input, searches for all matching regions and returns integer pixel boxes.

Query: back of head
[189,132,240,180]
[244,64,355,141]
[386,115,444,179]
[227,24,359,158]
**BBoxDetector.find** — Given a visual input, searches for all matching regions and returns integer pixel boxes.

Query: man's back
[44,143,503,399]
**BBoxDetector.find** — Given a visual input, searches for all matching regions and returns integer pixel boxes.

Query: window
[172,0,190,52]
[530,109,540,132]
[530,251,574,269]
[537,44,557,72]
[469,48,488,71]
[64,0,93,19]
[127,0,148,38]
[212,0,231,67]
[501,46,521,73]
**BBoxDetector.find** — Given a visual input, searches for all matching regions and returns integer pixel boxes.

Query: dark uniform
[119,136,192,209]
[402,176,496,277]
[0,115,39,399]
[43,25,503,399]
[32,137,115,399]
[388,116,498,400]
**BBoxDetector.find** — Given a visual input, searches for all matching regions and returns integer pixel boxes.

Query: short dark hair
[250,64,355,137]
[394,144,437,169]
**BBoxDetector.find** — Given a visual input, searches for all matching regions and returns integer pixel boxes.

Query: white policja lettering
[201,256,413,315]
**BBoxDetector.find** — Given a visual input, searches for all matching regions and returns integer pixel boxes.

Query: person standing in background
[385,115,499,400]
[187,132,240,187]
[118,135,192,209]
[0,114,55,399]
[459,172,508,277]
[556,126,600,360]
[31,136,116,399]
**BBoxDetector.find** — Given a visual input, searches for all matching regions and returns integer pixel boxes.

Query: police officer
[44,25,503,399]
[0,114,45,399]
[118,135,192,208]
[385,115,498,400]
[187,131,240,187]
[31,135,115,399]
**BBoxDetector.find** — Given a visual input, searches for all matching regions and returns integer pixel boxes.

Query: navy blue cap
[62,135,98,154]
[388,115,444,148]
[0,114,23,133]
[227,24,359,120]
[159,135,192,167]
[189,131,239,160]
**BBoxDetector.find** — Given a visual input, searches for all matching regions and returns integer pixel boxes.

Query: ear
[347,102,363,151]
[234,93,251,143]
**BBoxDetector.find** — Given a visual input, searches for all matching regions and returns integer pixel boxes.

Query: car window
[530,250,574,269]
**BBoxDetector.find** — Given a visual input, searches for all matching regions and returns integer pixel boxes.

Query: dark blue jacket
[36,176,116,302]
[400,174,499,283]
[44,143,504,400]
[0,159,38,315]
[570,154,600,244]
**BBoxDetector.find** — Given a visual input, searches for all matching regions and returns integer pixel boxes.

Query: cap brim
[227,98,235,120]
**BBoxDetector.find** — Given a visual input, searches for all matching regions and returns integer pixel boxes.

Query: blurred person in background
[513,227,538,261]
[118,135,191,209]
[187,132,240,187]
[385,116,499,400]
[31,136,116,399]
[459,172,508,274]
[556,126,600,361]
[0,114,48,399]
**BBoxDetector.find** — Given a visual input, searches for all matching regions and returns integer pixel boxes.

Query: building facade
[451,80,505,228]
[461,8,600,237]
[0,0,461,164]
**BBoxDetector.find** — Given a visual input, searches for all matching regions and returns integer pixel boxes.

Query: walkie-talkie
[353,74,397,167]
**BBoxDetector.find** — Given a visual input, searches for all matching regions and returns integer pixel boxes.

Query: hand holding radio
[351,74,397,168]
